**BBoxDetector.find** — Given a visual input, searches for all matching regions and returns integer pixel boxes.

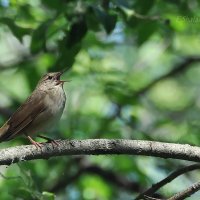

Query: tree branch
[50,163,142,193]
[134,56,200,96]
[1,139,200,166]
[135,164,200,200]
[168,181,200,200]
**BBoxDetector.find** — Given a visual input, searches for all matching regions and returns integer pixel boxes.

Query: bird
[0,71,67,148]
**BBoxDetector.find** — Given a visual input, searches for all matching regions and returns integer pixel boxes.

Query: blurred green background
[0,0,200,199]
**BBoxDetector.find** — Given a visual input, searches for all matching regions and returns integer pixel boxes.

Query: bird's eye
[48,76,52,80]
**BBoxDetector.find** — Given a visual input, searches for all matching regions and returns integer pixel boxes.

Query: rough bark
[0,139,200,165]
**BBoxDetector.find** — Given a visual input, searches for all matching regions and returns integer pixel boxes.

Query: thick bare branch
[1,139,200,166]
[135,164,200,200]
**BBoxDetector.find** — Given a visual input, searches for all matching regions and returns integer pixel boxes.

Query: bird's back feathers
[0,90,46,142]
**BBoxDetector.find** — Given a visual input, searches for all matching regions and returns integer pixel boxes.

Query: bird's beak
[56,70,71,85]
[59,80,71,84]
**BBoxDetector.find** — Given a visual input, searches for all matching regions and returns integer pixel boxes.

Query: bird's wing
[0,91,47,141]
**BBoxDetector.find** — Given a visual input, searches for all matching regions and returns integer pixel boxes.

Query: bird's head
[37,71,69,90]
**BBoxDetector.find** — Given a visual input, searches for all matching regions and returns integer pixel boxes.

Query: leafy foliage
[0,0,200,199]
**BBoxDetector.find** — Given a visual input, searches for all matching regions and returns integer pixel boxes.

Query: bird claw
[48,139,61,148]
[32,141,43,149]
[26,134,61,149]
[26,135,43,149]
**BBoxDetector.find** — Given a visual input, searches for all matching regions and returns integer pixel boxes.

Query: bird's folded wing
[1,91,47,141]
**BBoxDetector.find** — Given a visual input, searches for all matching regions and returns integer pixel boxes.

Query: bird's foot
[31,140,43,149]
[26,135,43,149]
[37,135,61,148]
[45,139,61,149]
[49,139,60,146]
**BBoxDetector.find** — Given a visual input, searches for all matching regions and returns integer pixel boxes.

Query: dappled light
[0,0,200,200]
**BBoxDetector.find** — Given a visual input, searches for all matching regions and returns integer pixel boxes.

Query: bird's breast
[20,86,66,136]
[45,87,66,113]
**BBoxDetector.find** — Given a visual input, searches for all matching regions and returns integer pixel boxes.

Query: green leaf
[42,191,55,200]
[93,7,117,34]
[66,16,87,48]
[22,66,41,91]
[0,17,31,42]
[53,42,81,71]
[134,0,155,14]
[30,20,51,54]
[41,0,66,11]
[137,21,158,45]
[50,16,87,71]
[86,6,100,31]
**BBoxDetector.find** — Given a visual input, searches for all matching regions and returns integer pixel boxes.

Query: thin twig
[50,163,141,193]
[134,56,200,97]
[143,195,162,200]
[135,164,200,200]
[168,181,200,200]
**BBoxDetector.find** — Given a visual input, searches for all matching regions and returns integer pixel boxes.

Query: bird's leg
[26,135,43,149]
[37,135,60,147]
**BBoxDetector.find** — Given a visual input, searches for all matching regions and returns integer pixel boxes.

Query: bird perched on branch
[0,71,68,148]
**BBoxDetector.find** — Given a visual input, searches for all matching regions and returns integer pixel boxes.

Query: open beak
[59,80,70,85]
[56,70,70,85]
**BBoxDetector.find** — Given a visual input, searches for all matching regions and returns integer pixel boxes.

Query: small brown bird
[0,71,67,148]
